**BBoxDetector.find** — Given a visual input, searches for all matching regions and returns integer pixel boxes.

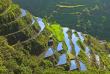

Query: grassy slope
[0,4,21,25]
[9,4,19,12]
[13,0,110,41]
[52,24,62,42]
[84,35,110,70]
[0,0,12,14]
[0,35,109,74]
[0,0,110,73]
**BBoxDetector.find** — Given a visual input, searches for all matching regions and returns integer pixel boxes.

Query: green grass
[69,12,82,15]
[74,31,79,37]
[9,4,19,12]
[0,4,19,17]
[56,4,85,8]
[78,49,89,69]
[52,24,62,42]
[67,53,75,60]
[85,35,110,70]
[0,3,21,25]
[74,31,86,50]
[42,20,56,35]
[77,39,86,50]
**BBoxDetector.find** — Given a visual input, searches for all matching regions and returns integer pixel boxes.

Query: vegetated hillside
[0,0,110,73]
[12,0,110,41]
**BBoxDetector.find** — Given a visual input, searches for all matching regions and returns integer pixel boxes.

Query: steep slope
[12,0,110,41]
[0,0,110,73]
[0,0,12,14]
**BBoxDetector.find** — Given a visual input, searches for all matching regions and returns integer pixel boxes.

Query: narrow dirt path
[0,5,11,16]
[0,15,21,28]
[5,23,32,37]
[21,33,39,44]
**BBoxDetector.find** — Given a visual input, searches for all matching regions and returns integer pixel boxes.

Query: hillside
[12,0,110,41]
[0,0,110,73]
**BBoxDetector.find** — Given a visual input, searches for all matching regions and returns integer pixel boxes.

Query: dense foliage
[0,0,12,14]
[0,4,21,25]
[0,36,109,73]
[13,0,110,41]
[0,0,110,73]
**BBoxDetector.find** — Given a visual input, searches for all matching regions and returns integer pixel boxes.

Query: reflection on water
[95,54,100,69]
[63,28,71,53]
[85,47,91,62]
[77,32,84,42]
[49,40,53,42]
[56,53,67,66]
[36,17,45,33]
[99,40,104,44]
[47,23,50,26]
[79,60,86,71]
[72,29,75,32]
[78,32,91,63]
[31,15,35,25]
[72,32,80,56]
[20,8,27,17]
[44,48,53,58]
[85,47,90,53]
[108,55,110,57]
[86,54,91,62]
[70,60,77,71]
[55,42,63,52]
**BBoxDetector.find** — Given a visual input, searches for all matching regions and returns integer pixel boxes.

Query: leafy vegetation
[0,36,56,73]
[13,0,110,41]
[52,24,62,42]
[67,29,76,56]
[0,4,21,25]
[0,0,12,14]
[0,11,32,35]
[56,4,85,8]
[84,35,110,70]
[77,39,86,51]
[78,49,89,69]
[6,18,40,45]
[0,0,110,73]
[67,53,75,60]
[8,4,19,12]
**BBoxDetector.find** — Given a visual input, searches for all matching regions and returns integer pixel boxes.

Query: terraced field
[43,26,109,71]
[1,7,109,71]
[13,0,110,41]
[0,0,110,73]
